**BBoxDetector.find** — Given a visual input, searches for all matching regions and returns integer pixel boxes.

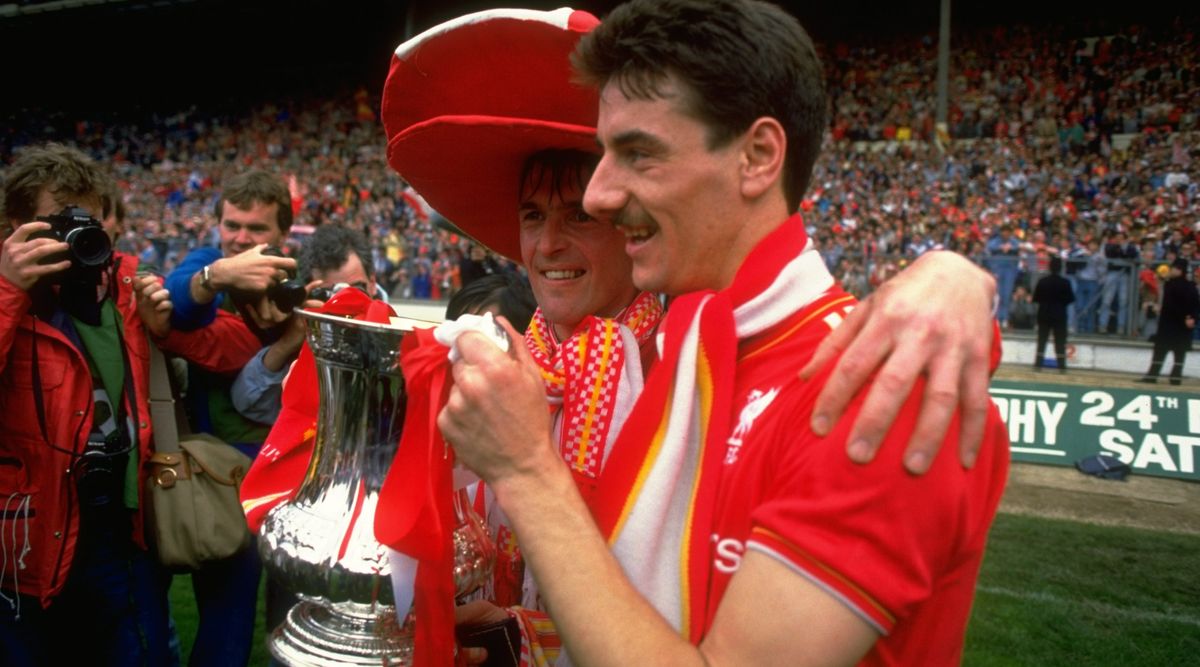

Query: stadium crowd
[2,17,1196,337]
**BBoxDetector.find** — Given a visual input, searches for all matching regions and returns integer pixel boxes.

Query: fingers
[799,300,865,382]
[838,336,923,465]
[454,600,509,626]
[24,257,73,277]
[955,342,992,470]
[0,233,72,288]
[16,237,70,263]
[808,307,894,439]
[460,647,487,665]
[259,298,290,326]
[139,281,172,311]
[455,330,513,366]
[898,343,965,474]
[6,221,52,243]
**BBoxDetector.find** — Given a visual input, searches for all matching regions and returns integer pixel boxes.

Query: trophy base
[270,599,413,666]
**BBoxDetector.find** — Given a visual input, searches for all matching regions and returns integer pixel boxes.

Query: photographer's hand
[261,287,322,372]
[190,243,297,303]
[134,274,173,338]
[0,222,71,291]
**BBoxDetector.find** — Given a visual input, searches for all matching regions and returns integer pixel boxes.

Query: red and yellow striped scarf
[524,291,663,497]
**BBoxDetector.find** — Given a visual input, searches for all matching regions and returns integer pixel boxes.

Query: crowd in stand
[2,17,1196,337]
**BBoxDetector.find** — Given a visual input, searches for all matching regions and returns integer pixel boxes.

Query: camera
[75,429,132,507]
[32,205,113,282]
[309,286,335,302]
[261,246,307,312]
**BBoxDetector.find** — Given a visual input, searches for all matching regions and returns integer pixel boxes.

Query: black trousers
[1035,318,1068,369]
[1146,338,1189,381]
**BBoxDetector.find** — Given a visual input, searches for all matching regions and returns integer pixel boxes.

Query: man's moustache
[612,207,654,232]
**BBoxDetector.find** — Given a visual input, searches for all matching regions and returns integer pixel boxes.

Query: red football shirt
[703,290,1010,665]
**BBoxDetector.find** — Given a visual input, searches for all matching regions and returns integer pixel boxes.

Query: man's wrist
[489,450,571,516]
[200,264,216,293]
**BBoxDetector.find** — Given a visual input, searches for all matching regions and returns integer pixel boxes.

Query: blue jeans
[0,504,174,666]
[992,266,1019,324]
[166,540,262,667]
[1074,278,1099,333]
[1099,272,1130,333]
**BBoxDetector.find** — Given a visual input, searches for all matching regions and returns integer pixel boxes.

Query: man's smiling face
[518,173,638,340]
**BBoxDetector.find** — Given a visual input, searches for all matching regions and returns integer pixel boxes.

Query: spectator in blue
[411,259,433,299]
[985,224,1021,328]
[1072,237,1105,333]
[162,169,298,667]
[1098,228,1140,335]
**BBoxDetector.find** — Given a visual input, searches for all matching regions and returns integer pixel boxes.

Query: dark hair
[2,143,114,231]
[298,224,374,282]
[518,149,599,205]
[215,169,293,233]
[573,0,827,212]
[446,272,537,332]
[1049,255,1063,274]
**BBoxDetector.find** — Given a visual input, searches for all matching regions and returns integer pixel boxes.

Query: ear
[738,117,786,200]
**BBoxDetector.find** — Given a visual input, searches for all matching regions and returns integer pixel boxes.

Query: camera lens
[270,279,308,312]
[64,225,113,267]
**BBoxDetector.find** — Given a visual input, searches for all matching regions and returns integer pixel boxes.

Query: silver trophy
[259,309,495,666]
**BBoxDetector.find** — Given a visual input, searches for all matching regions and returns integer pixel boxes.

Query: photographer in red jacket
[0,143,173,665]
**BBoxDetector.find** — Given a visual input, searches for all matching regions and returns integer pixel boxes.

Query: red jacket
[0,252,259,607]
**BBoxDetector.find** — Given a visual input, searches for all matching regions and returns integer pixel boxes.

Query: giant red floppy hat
[382,7,601,261]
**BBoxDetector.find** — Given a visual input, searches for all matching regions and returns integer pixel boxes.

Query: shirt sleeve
[166,247,223,331]
[230,347,286,424]
[746,382,1006,635]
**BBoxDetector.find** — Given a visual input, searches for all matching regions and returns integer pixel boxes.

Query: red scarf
[376,327,460,667]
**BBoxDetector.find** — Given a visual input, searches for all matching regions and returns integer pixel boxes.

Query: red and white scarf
[525,291,663,498]
[588,214,833,641]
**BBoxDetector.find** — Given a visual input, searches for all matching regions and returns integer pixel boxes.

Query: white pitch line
[1010,448,1067,457]
[977,585,1200,628]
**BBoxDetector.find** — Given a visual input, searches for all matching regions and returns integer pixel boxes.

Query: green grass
[169,514,1200,666]
[964,514,1200,665]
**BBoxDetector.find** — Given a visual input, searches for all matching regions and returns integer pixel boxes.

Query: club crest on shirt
[725,387,780,465]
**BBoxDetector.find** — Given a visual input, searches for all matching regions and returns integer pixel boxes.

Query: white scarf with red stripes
[588,215,833,641]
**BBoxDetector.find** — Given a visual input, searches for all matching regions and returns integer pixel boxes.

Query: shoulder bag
[145,342,253,570]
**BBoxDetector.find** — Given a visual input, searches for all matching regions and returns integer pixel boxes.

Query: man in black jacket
[1033,255,1075,372]
[1139,259,1200,385]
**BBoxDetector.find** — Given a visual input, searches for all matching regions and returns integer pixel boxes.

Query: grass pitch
[168,513,1200,665]
[964,514,1200,665]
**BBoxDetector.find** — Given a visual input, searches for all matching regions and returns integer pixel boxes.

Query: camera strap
[29,296,138,461]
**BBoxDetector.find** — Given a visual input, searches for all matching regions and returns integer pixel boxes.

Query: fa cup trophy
[259,309,495,666]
